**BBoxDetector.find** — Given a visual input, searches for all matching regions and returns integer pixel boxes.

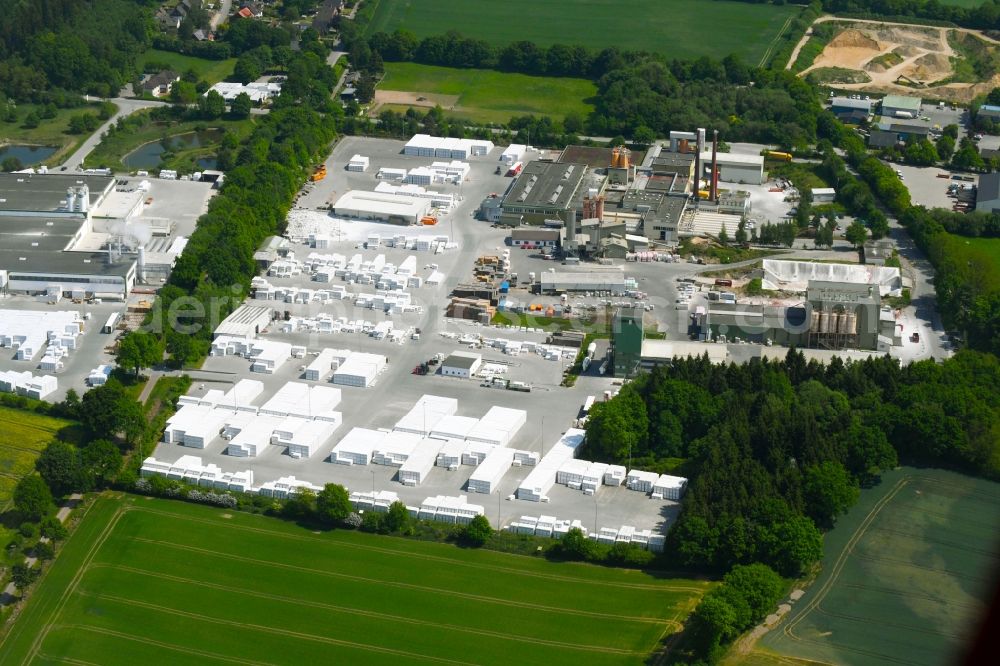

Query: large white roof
[333,190,431,218]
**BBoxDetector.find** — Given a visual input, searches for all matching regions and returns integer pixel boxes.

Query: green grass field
[758,468,1000,666]
[0,407,72,507]
[377,62,596,124]
[137,49,236,85]
[365,0,798,65]
[0,102,118,166]
[0,495,712,664]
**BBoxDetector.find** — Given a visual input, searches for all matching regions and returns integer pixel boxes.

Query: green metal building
[611,306,644,377]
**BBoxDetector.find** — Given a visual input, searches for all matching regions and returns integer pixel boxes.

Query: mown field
[757,468,1000,666]
[0,407,72,507]
[137,49,236,86]
[0,495,712,664]
[365,0,798,65]
[377,62,596,124]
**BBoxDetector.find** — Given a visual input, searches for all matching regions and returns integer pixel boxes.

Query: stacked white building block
[652,474,688,500]
[394,395,458,436]
[350,490,399,513]
[466,447,514,494]
[397,439,446,486]
[332,352,387,387]
[257,475,323,498]
[0,309,83,361]
[516,429,586,502]
[626,470,660,494]
[415,495,484,525]
[86,364,114,386]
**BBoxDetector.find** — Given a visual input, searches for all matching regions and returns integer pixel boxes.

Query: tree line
[585,350,1000,576]
[822,0,1000,30]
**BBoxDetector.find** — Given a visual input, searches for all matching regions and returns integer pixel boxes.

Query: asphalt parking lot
[892,163,976,210]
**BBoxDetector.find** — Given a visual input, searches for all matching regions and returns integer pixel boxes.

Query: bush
[18,522,39,539]
[462,514,493,547]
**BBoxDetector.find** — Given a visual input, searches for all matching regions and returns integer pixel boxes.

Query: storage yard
[0,495,715,666]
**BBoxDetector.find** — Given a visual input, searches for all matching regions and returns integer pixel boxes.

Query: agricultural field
[137,49,237,86]
[374,62,596,124]
[756,468,1000,666]
[0,407,73,507]
[365,0,799,65]
[0,495,713,665]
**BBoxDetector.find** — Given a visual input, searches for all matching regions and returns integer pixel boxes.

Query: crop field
[0,495,712,665]
[758,468,1000,666]
[365,0,799,65]
[375,62,596,124]
[0,407,71,506]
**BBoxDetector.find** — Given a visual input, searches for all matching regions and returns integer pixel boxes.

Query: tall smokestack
[138,245,146,283]
[694,128,705,205]
[596,195,605,220]
[564,208,576,252]
[710,130,719,202]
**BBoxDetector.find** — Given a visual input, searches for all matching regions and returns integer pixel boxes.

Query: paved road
[61,98,168,170]
[211,0,233,30]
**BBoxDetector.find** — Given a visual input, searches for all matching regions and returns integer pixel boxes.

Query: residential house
[143,70,180,98]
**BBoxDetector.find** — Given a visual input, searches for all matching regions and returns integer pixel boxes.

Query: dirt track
[371,90,460,115]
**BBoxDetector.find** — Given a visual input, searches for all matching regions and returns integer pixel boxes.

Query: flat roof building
[440,351,482,379]
[698,152,764,185]
[213,304,273,339]
[333,190,432,225]
[500,161,587,226]
[976,172,1000,213]
[880,95,922,116]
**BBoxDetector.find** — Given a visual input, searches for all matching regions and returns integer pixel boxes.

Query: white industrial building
[213,304,273,340]
[540,270,629,295]
[332,190,432,225]
[208,80,282,103]
[467,447,514,494]
[347,155,370,172]
[397,439,446,486]
[516,429,586,502]
[698,151,764,185]
[403,134,494,159]
[811,187,836,204]
[394,394,458,435]
[440,351,482,379]
[332,351,387,387]
[761,259,902,296]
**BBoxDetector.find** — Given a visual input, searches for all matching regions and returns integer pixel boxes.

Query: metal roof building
[333,190,432,225]
[880,95,922,116]
[698,151,764,185]
[500,161,588,226]
[213,304,273,339]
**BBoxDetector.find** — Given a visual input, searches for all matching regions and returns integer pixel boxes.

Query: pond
[122,129,224,170]
[0,144,58,167]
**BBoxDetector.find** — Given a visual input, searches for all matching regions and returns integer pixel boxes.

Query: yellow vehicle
[765,151,793,162]
[310,164,327,181]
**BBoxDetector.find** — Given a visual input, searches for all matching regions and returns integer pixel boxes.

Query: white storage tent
[332,352,387,388]
[467,406,526,447]
[467,447,514,494]
[397,439,445,486]
[394,394,458,435]
[516,428,586,501]
[331,427,386,465]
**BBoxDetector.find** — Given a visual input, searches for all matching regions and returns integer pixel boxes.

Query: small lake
[122,129,224,170]
[0,144,58,166]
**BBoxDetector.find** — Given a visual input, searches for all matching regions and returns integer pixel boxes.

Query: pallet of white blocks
[257,476,323,499]
[651,474,688,500]
[350,490,399,513]
[604,465,626,486]
[418,495,484,525]
[140,455,253,493]
[397,439,446,486]
[466,447,514,494]
[556,459,609,495]
[626,469,659,494]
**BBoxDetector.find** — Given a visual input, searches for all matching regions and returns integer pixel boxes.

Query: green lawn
[0,495,712,664]
[366,0,799,65]
[378,62,596,124]
[0,102,117,166]
[759,468,1000,666]
[137,49,237,86]
[0,407,73,507]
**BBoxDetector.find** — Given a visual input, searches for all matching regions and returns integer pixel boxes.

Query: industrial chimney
[710,130,719,202]
[596,194,605,220]
[564,208,577,253]
[138,245,146,283]
[693,128,705,206]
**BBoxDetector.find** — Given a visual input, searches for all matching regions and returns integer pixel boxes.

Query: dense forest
[0,0,155,99]
[585,351,1000,574]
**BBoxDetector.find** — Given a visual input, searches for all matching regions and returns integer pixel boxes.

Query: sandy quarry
[797,19,1000,103]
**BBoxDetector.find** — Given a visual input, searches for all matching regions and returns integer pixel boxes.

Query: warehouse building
[697,151,764,185]
[976,172,1000,213]
[500,161,587,226]
[0,173,136,298]
[213,304,273,340]
[539,269,628,294]
[880,95,922,118]
[332,190,432,225]
[811,188,836,204]
[440,351,482,379]
[761,259,902,296]
[611,306,644,377]
[868,120,930,148]
[829,96,873,123]
[510,227,560,249]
